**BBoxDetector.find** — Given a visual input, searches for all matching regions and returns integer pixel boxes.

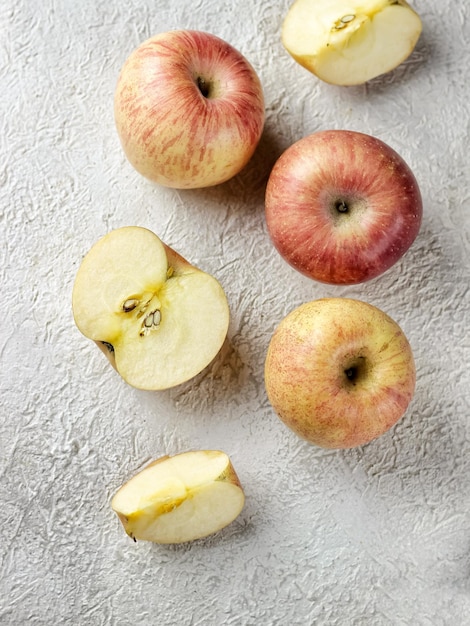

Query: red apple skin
[264,298,416,449]
[114,30,265,189]
[265,130,423,285]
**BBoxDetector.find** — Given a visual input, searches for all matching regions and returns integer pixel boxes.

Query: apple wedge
[72,227,230,390]
[111,451,245,544]
[282,0,422,85]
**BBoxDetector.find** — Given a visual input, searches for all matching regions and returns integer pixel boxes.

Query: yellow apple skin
[265,298,416,449]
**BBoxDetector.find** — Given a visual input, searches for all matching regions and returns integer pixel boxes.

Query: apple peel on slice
[111,450,245,544]
[72,227,230,390]
[281,0,422,85]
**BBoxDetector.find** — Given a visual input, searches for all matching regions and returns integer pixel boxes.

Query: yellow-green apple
[111,450,245,544]
[265,298,416,449]
[265,130,422,285]
[114,30,265,189]
[282,0,422,85]
[72,226,229,390]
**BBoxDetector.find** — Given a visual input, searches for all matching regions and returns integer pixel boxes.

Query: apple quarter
[281,0,422,85]
[111,450,245,544]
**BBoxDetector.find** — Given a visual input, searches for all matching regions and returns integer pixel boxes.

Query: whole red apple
[114,30,265,189]
[264,298,416,449]
[265,130,422,285]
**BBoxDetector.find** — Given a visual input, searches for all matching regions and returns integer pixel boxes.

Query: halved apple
[111,450,245,544]
[282,0,422,85]
[72,227,230,390]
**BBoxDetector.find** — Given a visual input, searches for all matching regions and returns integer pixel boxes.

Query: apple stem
[344,366,360,385]
[336,200,349,213]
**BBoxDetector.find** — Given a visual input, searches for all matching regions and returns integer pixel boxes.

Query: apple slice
[72,227,230,390]
[111,450,245,544]
[282,0,422,85]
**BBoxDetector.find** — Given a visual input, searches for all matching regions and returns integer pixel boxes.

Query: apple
[265,298,416,449]
[114,29,265,189]
[72,226,230,390]
[111,450,245,544]
[281,0,422,85]
[265,130,422,285]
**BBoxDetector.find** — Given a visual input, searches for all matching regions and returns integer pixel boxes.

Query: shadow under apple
[166,335,258,416]
[176,123,287,214]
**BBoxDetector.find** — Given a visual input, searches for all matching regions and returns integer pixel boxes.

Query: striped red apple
[114,30,265,189]
[265,130,423,285]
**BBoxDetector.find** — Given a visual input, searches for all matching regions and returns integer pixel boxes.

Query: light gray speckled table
[1,1,469,624]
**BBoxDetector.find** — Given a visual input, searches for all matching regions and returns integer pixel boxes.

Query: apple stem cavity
[345,366,358,382]
[196,76,211,98]
[343,356,368,386]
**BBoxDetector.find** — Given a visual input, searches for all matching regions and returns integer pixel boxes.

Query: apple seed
[122,298,140,312]
[140,310,162,336]
[335,14,355,29]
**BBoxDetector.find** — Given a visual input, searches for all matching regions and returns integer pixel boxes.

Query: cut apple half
[282,0,422,85]
[72,227,230,390]
[111,450,245,544]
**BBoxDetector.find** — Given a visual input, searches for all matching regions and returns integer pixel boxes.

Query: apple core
[72,227,230,390]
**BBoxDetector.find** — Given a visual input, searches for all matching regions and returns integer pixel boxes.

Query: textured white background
[1,0,469,624]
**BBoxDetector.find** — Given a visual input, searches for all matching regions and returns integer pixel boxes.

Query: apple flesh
[282,0,422,85]
[265,130,422,285]
[265,298,416,449]
[114,30,265,189]
[111,450,245,544]
[72,226,230,390]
